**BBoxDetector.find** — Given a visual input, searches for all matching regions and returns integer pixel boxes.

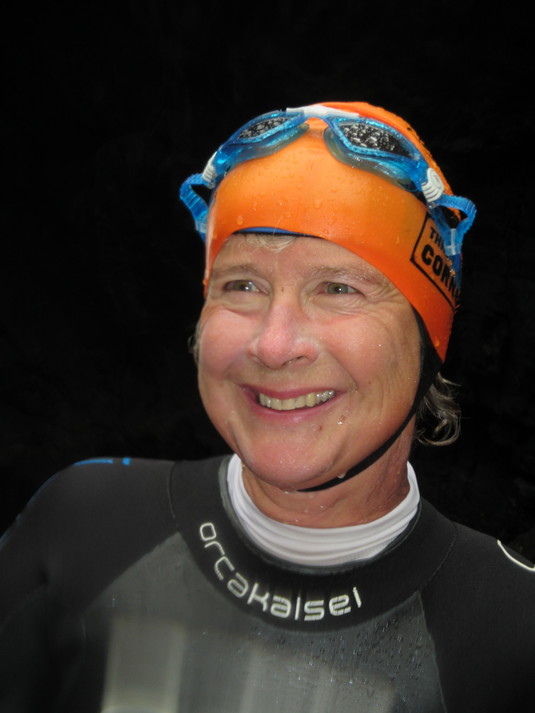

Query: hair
[415,372,461,446]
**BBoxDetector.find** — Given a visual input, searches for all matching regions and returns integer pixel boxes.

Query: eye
[324,282,357,295]
[224,279,260,293]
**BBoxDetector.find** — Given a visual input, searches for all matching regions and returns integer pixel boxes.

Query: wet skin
[197,235,421,527]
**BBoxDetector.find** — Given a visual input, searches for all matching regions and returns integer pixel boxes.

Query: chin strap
[299,312,441,493]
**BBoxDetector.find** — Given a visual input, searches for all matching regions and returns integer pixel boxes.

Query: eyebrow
[304,265,386,285]
[210,263,265,280]
[210,262,386,285]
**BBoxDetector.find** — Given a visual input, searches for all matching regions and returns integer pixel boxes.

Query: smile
[257,390,335,411]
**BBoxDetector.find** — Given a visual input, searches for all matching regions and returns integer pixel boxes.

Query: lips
[257,389,336,411]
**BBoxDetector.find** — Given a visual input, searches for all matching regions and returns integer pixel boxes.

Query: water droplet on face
[236,215,244,226]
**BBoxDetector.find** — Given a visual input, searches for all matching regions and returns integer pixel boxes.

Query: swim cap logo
[411,216,460,309]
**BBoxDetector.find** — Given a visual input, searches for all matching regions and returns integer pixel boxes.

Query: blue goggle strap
[179,172,211,241]
[430,193,477,257]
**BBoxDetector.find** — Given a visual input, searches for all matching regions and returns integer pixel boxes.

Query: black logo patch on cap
[410,216,460,309]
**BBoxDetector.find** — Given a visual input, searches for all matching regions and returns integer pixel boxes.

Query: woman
[1,102,533,712]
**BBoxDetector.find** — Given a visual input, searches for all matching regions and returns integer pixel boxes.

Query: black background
[2,1,534,556]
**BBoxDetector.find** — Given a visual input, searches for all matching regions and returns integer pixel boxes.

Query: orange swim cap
[193,102,475,362]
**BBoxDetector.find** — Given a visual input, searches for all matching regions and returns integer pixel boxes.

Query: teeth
[258,390,335,411]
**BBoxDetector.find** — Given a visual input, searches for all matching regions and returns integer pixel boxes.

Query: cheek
[197,309,250,385]
[196,316,234,432]
[327,313,420,391]
[373,320,422,400]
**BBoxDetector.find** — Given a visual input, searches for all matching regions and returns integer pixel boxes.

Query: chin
[238,449,346,493]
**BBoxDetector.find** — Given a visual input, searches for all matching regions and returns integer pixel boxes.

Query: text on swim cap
[410,216,460,309]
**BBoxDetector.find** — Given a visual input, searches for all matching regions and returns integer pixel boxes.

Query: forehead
[212,232,391,286]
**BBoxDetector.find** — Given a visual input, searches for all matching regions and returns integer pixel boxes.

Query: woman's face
[197,234,421,492]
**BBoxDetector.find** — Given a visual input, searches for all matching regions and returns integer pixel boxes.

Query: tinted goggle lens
[236,115,293,140]
[335,120,414,158]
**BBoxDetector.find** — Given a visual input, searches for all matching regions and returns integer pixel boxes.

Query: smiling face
[197,234,421,493]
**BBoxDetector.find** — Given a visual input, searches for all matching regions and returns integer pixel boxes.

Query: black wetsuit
[1,456,534,712]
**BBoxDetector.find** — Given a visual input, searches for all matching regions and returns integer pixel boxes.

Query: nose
[247,298,319,370]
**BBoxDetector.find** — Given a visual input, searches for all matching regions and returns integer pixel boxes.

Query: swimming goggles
[180,104,476,259]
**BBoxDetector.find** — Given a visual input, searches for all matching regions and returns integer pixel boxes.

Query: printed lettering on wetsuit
[199,522,363,623]
[410,215,460,309]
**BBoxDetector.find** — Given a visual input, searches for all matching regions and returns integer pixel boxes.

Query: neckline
[226,454,421,566]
